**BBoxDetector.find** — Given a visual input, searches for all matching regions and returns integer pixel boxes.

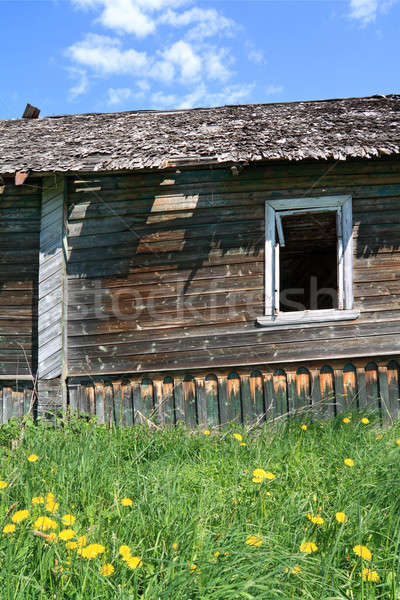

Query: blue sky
[0,0,399,118]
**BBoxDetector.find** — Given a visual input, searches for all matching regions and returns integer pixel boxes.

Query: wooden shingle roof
[1,94,400,174]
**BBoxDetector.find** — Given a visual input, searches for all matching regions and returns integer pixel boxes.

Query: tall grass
[0,413,399,599]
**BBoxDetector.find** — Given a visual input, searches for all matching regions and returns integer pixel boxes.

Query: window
[257,195,359,327]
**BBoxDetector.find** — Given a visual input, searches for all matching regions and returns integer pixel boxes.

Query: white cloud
[67,67,89,99]
[265,84,283,96]
[248,49,264,64]
[349,0,379,22]
[206,49,232,82]
[67,33,148,74]
[163,40,202,80]
[149,60,175,84]
[151,90,177,107]
[160,7,235,40]
[151,82,254,110]
[107,87,132,105]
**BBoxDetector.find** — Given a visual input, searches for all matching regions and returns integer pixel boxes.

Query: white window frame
[257,195,360,327]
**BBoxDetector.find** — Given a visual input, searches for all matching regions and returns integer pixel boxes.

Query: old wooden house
[1,94,400,426]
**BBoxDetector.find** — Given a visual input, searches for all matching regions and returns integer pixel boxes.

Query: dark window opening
[279,211,338,312]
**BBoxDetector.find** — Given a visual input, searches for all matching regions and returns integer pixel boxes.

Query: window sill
[256,309,360,328]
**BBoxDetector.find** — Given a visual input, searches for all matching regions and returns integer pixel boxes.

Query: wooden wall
[66,158,400,376]
[66,358,400,426]
[0,180,41,376]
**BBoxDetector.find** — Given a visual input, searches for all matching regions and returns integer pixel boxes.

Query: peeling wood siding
[66,357,400,426]
[66,158,400,376]
[0,180,40,376]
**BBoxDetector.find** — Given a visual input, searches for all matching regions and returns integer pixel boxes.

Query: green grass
[0,413,399,599]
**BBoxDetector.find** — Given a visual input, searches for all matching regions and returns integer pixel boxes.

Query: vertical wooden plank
[343,364,357,411]
[386,361,400,420]
[310,368,322,416]
[131,379,141,424]
[334,369,346,414]
[296,367,312,414]
[141,378,154,420]
[105,384,114,426]
[153,378,164,425]
[378,366,390,423]
[356,367,367,411]
[0,387,3,425]
[250,370,265,423]
[163,377,175,425]
[173,376,185,424]
[287,371,297,415]
[68,384,79,414]
[183,376,197,427]
[342,195,354,310]
[195,376,207,427]
[273,369,288,418]
[87,385,95,418]
[23,386,33,417]
[112,382,123,426]
[205,374,219,426]
[263,371,274,421]
[122,383,133,427]
[320,366,335,417]
[227,372,242,423]
[95,383,105,425]
[365,362,380,413]
[217,375,229,425]
[3,387,12,423]
[240,374,252,425]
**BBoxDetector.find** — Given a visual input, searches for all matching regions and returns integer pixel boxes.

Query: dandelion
[188,562,200,574]
[353,545,372,561]
[77,535,87,548]
[172,542,178,551]
[343,417,351,424]
[286,565,301,574]
[299,542,318,553]
[46,501,59,514]
[126,556,143,569]
[12,509,29,523]
[121,497,133,507]
[361,568,380,582]
[119,545,131,559]
[335,512,348,523]
[100,563,114,576]
[0,481,8,489]
[240,442,246,446]
[305,513,324,525]
[32,496,44,506]
[66,541,78,550]
[79,543,105,559]
[245,535,263,547]
[34,516,58,531]
[46,493,55,503]
[211,551,220,563]
[59,529,75,541]
[361,417,370,424]
[301,424,307,431]
[203,430,211,435]
[396,438,400,445]
[61,514,76,526]
[47,532,58,543]
[344,458,355,467]
[28,454,38,462]
[3,523,15,534]
[233,433,243,441]
[252,468,275,483]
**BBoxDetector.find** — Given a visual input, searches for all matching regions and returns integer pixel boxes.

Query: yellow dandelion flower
[396,438,400,445]
[47,532,58,543]
[66,541,78,550]
[188,562,199,574]
[46,493,55,503]
[353,545,372,561]
[343,417,351,424]
[12,509,29,523]
[3,523,15,534]
[361,417,370,424]
[34,516,58,531]
[0,481,8,489]
[121,497,133,507]
[32,496,44,506]
[79,543,105,559]
[361,568,380,582]
[233,433,243,441]
[245,535,263,547]
[126,556,143,569]
[59,529,75,541]
[300,424,307,431]
[252,468,275,483]
[305,513,324,525]
[286,565,301,574]
[61,514,76,526]
[344,458,355,467]
[203,430,211,435]
[100,563,114,576]
[299,542,318,553]
[172,542,178,551]
[77,535,87,548]
[240,442,246,446]
[28,454,38,462]
[119,545,131,558]
[335,512,348,523]
[45,501,59,514]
